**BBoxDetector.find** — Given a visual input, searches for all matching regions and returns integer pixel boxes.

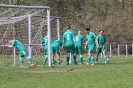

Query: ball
[30,64,35,67]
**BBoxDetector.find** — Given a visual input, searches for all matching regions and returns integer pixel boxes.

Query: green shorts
[51,46,60,54]
[44,48,48,55]
[96,47,106,54]
[75,46,83,54]
[66,46,75,53]
[19,50,28,57]
[88,45,95,53]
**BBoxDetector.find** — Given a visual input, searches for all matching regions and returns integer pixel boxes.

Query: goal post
[47,8,51,67]
[0,4,61,67]
[27,15,60,67]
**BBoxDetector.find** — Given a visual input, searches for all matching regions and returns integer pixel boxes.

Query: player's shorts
[75,46,83,54]
[44,48,48,55]
[19,50,28,57]
[96,47,106,54]
[88,45,95,53]
[51,46,60,54]
[66,45,75,53]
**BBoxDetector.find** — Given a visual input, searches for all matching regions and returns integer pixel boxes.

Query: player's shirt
[62,30,74,46]
[41,36,52,49]
[86,32,96,46]
[96,34,106,48]
[12,40,26,51]
[42,36,48,49]
[51,40,63,47]
[75,34,84,47]
[70,30,75,37]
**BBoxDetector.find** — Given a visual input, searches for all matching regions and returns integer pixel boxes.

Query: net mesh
[0,6,58,66]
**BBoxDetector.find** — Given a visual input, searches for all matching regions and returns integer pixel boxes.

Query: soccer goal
[0,4,60,67]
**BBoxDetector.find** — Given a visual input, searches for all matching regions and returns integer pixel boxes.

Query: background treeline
[1,0,133,43]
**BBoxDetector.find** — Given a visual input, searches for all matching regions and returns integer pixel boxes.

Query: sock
[95,56,98,63]
[91,56,95,64]
[28,58,33,64]
[88,56,91,64]
[104,56,107,63]
[52,61,54,65]
[107,58,109,62]
[45,56,48,61]
[73,54,77,63]
[20,59,24,66]
[67,56,69,64]
[44,56,48,64]
[80,56,83,64]
[58,61,61,65]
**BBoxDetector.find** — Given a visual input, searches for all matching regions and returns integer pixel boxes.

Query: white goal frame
[0,4,58,67]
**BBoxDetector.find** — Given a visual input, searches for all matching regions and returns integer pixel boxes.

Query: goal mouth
[0,4,60,67]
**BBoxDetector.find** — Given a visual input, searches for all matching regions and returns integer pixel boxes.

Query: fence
[106,42,133,58]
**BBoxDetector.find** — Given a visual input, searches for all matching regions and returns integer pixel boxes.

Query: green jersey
[96,34,106,48]
[12,40,26,51]
[51,40,63,47]
[75,34,84,47]
[86,32,96,46]
[42,36,48,49]
[62,30,74,46]
[51,40,63,54]
[41,36,52,49]
[70,30,75,37]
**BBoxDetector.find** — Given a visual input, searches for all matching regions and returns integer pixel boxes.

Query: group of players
[7,25,109,67]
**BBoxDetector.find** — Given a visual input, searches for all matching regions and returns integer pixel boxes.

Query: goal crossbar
[0,4,50,9]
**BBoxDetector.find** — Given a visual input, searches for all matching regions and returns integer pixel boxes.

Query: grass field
[0,54,133,88]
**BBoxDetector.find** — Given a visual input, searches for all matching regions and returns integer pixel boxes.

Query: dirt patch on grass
[30,70,66,73]
[29,69,79,73]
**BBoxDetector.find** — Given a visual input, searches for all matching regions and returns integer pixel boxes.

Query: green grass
[0,54,133,88]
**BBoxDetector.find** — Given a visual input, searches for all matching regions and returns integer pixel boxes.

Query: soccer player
[95,30,109,64]
[74,31,84,64]
[84,28,96,65]
[51,40,63,66]
[41,35,52,65]
[7,39,34,67]
[62,25,76,65]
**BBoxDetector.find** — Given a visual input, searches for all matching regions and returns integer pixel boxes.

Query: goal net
[0,4,60,67]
